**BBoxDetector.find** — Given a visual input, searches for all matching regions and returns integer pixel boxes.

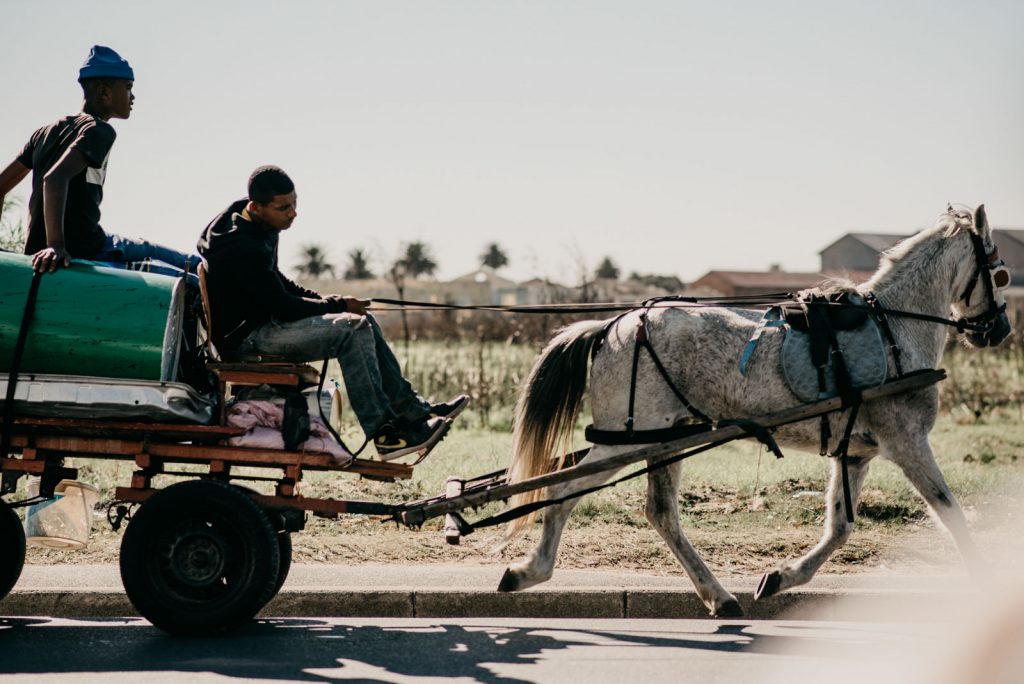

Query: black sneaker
[374,417,450,461]
[429,394,471,421]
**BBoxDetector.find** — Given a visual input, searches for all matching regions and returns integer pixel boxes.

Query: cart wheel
[119,480,280,636]
[0,500,26,601]
[273,530,293,598]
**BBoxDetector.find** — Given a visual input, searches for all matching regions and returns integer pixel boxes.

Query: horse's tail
[504,318,609,539]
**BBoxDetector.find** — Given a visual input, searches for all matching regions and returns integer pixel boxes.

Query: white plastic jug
[24,478,100,549]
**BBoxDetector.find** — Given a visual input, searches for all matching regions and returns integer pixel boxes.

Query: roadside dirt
[24,512,960,578]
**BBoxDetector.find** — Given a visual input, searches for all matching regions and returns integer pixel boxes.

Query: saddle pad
[781,319,888,403]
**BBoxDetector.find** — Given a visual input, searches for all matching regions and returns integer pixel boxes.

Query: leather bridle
[957,230,1009,338]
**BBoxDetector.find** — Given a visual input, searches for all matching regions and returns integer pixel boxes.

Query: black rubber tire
[0,500,26,601]
[235,489,294,604]
[272,531,293,598]
[119,480,280,636]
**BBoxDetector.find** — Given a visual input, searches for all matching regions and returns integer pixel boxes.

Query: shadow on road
[0,616,865,682]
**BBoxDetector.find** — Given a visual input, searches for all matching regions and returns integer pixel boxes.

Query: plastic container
[303,383,343,431]
[24,478,100,549]
[0,251,186,381]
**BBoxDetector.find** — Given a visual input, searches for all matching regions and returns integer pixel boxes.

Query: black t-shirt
[17,114,116,258]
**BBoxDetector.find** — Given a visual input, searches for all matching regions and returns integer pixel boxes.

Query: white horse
[499,205,1012,616]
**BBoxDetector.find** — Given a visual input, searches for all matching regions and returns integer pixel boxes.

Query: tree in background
[396,241,437,279]
[594,256,620,280]
[0,196,25,253]
[344,247,375,280]
[480,242,509,270]
[628,271,685,291]
[296,243,336,280]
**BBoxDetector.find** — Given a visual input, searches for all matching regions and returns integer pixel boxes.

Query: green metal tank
[0,252,185,381]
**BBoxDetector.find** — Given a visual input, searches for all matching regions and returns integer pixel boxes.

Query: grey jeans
[240,313,430,437]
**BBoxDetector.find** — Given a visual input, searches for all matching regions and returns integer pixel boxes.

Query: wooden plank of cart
[0,366,945,636]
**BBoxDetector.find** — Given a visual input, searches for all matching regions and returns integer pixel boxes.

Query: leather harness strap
[865,293,905,379]
[624,308,712,435]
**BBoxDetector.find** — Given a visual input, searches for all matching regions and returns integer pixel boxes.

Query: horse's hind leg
[756,454,873,600]
[645,461,742,617]
[498,445,627,592]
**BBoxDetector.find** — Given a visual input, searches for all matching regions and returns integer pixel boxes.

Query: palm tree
[344,248,374,280]
[595,256,620,280]
[397,241,437,278]
[295,243,336,279]
[480,242,509,270]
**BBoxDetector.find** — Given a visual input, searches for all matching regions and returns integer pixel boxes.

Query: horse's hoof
[715,599,744,618]
[755,571,782,601]
[497,568,520,592]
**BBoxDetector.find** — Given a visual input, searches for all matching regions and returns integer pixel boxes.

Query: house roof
[693,270,874,289]
[825,229,1024,256]
[819,233,910,255]
[448,266,518,288]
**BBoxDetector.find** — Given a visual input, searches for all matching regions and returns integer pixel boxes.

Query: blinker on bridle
[959,230,1008,334]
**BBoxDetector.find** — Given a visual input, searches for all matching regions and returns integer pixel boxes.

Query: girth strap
[586,422,711,445]
[833,399,862,524]
[865,292,905,379]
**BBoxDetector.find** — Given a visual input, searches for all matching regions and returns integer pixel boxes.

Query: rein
[368,292,1003,334]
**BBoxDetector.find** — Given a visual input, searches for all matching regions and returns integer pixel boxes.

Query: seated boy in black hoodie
[198,165,467,460]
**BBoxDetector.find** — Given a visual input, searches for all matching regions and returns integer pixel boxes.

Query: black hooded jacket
[197,198,345,351]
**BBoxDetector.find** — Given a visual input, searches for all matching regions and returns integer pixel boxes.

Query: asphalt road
[0,616,952,684]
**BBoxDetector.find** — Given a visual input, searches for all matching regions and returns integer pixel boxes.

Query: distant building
[688,270,872,298]
[819,228,1024,329]
[992,230,1024,287]
[819,233,909,273]
[820,229,1024,286]
[504,278,576,306]
[441,267,519,306]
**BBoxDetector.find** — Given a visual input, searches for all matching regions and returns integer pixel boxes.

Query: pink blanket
[225,400,352,465]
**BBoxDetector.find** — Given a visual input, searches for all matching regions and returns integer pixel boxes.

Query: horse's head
[944,204,1012,348]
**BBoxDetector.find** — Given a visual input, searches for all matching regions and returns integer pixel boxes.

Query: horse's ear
[974,204,989,234]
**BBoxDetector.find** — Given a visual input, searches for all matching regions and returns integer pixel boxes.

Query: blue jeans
[94,235,201,282]
[95,233,199,276]
[240,313,431,437]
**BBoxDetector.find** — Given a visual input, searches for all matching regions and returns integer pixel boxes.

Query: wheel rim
[151,516,247,600]
[163,522,229,588]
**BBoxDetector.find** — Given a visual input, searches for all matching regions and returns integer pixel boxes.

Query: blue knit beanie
[78,45,134,82]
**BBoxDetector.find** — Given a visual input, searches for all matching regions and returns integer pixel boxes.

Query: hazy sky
[2,0,1021,284]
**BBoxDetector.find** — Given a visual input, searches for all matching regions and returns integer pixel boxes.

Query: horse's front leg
[645,461,742,617]
[888,439,982,576]
[498,445,625,592]
[757,454,873,600]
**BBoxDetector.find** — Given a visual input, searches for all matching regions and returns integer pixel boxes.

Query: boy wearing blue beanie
[0,45,196,274]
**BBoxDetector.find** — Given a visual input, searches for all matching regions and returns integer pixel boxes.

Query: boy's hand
[342,296,371,315]
[32,246,71,273]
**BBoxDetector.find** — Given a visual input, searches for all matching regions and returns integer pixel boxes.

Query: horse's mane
[816,277,858,297]
[865,209,975,290]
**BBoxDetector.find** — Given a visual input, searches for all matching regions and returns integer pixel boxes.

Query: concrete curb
[0,587,971,621]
